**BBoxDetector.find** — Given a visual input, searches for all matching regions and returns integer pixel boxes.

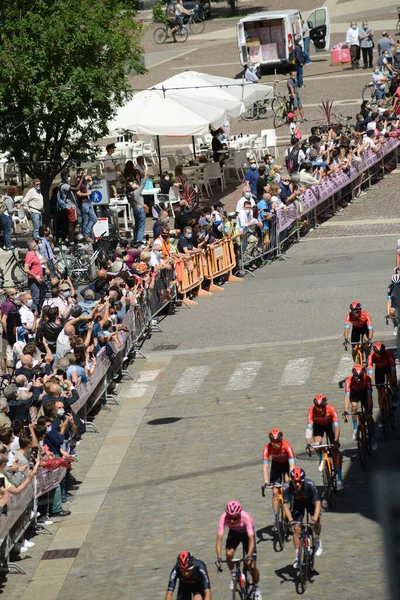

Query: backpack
[285,146,301,174]
[56,186,67,211]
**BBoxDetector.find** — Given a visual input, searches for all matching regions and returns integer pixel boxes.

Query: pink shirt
[25,250,42,278]
[217,510,254,536]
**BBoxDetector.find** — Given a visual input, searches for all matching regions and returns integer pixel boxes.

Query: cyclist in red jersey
[343,364,377,449]
[262,429,296,517]
[344,301,373,362]
[367,342,398,412]
[305,394,343,490]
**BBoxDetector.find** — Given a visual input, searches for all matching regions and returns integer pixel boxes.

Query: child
[288,112,302,140]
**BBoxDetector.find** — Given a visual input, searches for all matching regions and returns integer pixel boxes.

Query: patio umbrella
[154,70,273,118]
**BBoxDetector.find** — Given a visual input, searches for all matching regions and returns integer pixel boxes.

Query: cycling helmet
[352,364,364,377]
[225,501,242,517]
[392,274,400,284]
[350,301,362,312]
[177,551,194,571]
[269,428,283,442]
[373,342,385,353]
[290,467,306,482]
[313,394,327,407]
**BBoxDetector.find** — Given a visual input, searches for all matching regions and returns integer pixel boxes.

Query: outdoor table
[110,198,131,231]
[228,134,257,150]
[142,186,161,209]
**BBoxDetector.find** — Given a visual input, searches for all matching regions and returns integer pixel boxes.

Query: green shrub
[152,1,168,24]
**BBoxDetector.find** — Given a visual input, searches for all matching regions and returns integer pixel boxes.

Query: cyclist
[262,428,296,519]
[215,501,261,600]
[165,551,212,600]
[166,2,178,37]
[305,394,343,490]
[283,468,322,568]
[367,341,398,411]
[387,272,400,337]
[343,301,373,362]
[343,364,377,448]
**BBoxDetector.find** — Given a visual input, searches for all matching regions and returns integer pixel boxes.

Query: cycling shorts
[270,461,290,485]
[226,530,257,561]
[177,581,207,600]
[350,390,370,410]
[375,364,391,387]
[168,18,176,28]
[292,503,316,523]
[351,325,369,343]
[312,422,334,444]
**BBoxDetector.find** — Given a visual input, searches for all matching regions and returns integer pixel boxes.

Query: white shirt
[56,329,71,358]
[346,27,360,46]
[236,196,255,212]
[19,304,34,328]
[103,155,117,182]
[237,208,258,232]
[42,295,69,315]
[149,251,162,267]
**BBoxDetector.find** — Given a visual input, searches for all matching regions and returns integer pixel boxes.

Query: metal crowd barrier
[0,268,178,570]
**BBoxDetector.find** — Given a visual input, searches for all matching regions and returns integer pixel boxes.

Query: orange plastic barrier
[176,252,204,305]
[203,238,242,291]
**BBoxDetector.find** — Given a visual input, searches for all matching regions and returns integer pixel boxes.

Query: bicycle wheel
[381,397,390,440]
[153,27,167,44]
[240,103,259,121]
[361,85,374,103]
[397,19,400,35]
[175,26,188,42]
[275,501,286,550]
[11,264,28,288]
[323,461,334,508]
[232,577,245,600]
[189,15,205,34]
[271,96,284,115]
[273,105,287,129]
[298,537,308,592]
[357,424,367,468]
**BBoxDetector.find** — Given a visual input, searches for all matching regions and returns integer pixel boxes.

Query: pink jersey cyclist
[217,510,255,536]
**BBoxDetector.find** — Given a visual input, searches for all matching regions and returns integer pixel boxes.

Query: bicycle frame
[296,520,316,592]
[312,439,337,507]
[379,378,395,439]
[352,409,371,468]
[262,483,289,550]
[216,556,255,600]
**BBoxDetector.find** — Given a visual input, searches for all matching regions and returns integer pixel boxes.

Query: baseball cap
[288,112,296,119]
[106,143,116,151]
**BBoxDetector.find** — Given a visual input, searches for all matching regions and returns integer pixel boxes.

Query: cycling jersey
[388,282,400,309]
[345,374,372,395]
[262,439,296,465]
[307,403,339,428]
[367,350,396,372]
[344,310,373,330]
[217,509,254,536]
[283,478,320,507]
[167,559,211,592]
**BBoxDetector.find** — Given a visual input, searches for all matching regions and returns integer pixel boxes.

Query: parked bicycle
[310,440,337,508]
[216,557,256,600]
[57,243,102,285]
[0,248,28,288]
[272,95,291,129]
[262,483,289,551]
[240,99,271,121]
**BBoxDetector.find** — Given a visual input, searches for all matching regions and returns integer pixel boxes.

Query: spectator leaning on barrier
[244,160,259,196]
[299,163,323,188]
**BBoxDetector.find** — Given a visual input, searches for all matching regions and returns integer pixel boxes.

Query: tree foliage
[0,0,145,198]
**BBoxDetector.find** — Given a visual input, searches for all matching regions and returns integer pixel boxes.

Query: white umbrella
[154,70,273,117]
[108,88,227,136]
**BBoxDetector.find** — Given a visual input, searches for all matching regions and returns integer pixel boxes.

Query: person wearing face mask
[371,65,387,100]
[154,226,173,259]
[377,31,394,60]
[237,200,261,266]
[149,242,165,269]
[211,129,226,165]
[345,21,360,69]
[24,239,47,312]
[178,226,197,255]
[287,71,307,123]
[236,187,255,212]
[244,160,260,196]
[359,20,374,69]
[393,44,400,72]
[19,292,37,337]
[377,50,397,76]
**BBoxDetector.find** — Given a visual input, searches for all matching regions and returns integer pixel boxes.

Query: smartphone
[145,234,150,242]
[0,477,4,488]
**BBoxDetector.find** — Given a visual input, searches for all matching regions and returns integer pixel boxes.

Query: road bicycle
[272,96,291,129]
[0,248,28,288]
[216,556,256,600]
[344,408,371,468]
[344,340,370,366]
[262,483,290,551]
[240,99,271,121]
[293,520,316,593]
[310,439,337,508]
[57,243,102,285]
[153,20,190,44]
[378,378,396,440]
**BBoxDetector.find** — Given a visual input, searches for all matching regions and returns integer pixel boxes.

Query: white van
[237,8,330,68]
